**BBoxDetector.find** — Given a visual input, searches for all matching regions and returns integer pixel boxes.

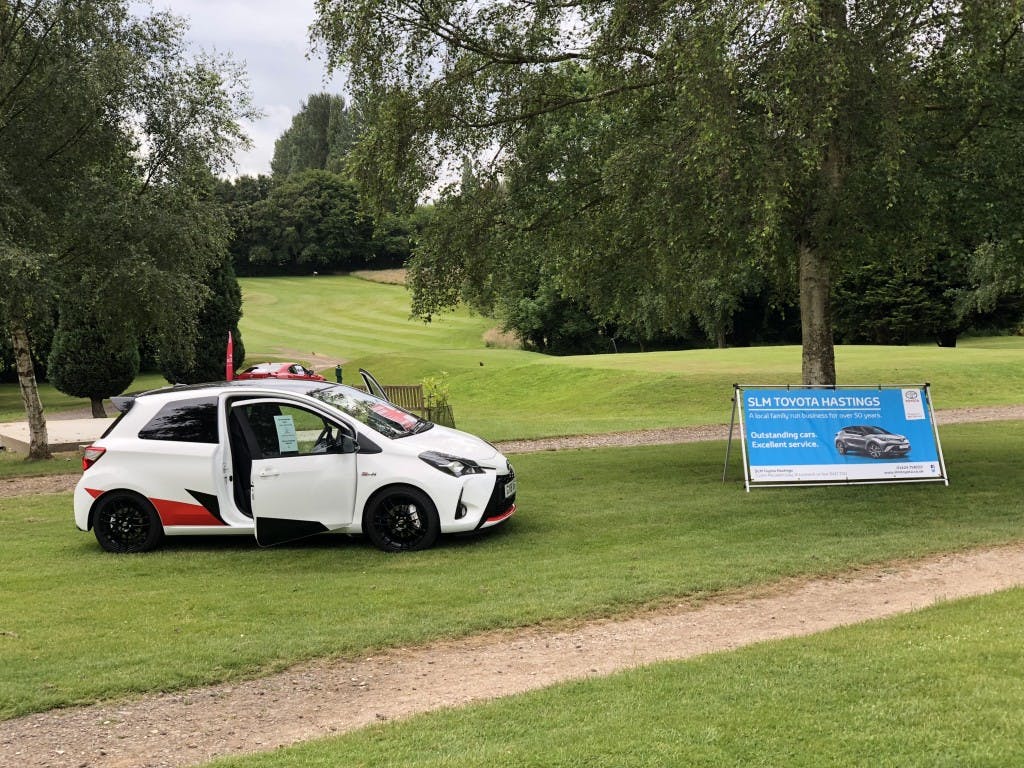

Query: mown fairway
[241,274,1024,440]
[2,274,1021,438]
[239,274,495,360]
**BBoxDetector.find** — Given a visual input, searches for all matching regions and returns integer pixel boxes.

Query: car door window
[237,402,344,458]
[138,397,219,443]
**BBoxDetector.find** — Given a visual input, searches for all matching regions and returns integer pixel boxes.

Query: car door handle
[257,469,279,478]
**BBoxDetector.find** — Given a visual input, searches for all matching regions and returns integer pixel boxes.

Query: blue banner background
[741,388,939,468]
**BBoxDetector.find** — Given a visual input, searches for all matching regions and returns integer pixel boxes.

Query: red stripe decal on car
[85,488,103,500]
[486,504,516,524]
[150,498,226,526]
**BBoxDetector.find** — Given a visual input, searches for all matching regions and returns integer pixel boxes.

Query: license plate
[504,478,517,498]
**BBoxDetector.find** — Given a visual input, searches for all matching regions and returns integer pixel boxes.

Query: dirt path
[3,544,1024,768]
[1,405,1022,767]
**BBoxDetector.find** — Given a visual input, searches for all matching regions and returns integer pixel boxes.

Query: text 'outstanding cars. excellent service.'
[75,373,516,553]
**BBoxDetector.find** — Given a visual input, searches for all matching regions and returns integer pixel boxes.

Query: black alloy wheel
[93,491,163,553]
[364,487,440,552]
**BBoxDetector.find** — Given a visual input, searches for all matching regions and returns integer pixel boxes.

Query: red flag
[226,331,234,381]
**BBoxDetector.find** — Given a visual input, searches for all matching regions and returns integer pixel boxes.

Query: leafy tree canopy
[216,174,274,275]
[271,93,362,178]
[248,169,376,273]
[0,0,256,456]
[48,306,140,418]
[314,0,1024,383]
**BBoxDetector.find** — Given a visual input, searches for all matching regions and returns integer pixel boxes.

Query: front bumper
[880,443,911,456]
[476,464,516,529]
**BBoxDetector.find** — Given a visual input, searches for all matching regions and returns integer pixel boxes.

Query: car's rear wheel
[363,487,440,552]
[93,491,163,553]
[836,440,847,455]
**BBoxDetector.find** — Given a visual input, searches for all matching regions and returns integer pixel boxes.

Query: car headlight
[419,451,485,477]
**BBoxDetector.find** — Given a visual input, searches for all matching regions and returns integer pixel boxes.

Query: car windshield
[310,384,429,439]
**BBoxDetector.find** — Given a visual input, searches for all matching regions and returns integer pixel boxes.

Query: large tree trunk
[794,0,845,387]
[9,323,51,459]
[91,397,107,418]
[799,243,836,386]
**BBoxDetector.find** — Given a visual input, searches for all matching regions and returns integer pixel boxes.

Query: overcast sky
[141,0,344,178]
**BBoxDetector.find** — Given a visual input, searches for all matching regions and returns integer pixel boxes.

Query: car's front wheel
[866,442,884,459]
[363,487,440,552]
[92,491,164,553]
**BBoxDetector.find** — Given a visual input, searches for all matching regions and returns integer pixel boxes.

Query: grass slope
[1,274,1021,441]
[345,340,1024,440]
[239,275,493,361]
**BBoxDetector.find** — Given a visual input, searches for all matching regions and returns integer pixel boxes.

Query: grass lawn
[239,274,495,361]
[0,373,167,423]
[2,422,1022,719]
[211,587,1024,767]
[0,450,80,478]
[0,276,1021,761]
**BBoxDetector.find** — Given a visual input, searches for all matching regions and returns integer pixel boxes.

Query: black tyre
[363,486,440,552]
[92,491,163,553]
[836,440,847,455]
[866,442,884,459]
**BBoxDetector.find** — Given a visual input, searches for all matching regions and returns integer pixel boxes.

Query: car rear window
[138,397,219,444]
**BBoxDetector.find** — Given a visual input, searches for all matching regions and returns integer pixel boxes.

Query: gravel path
[0,404,1021,767]
[493,404,1024,453]
[5,404,1022,498]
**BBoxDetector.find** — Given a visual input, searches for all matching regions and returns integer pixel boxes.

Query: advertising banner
[737,386,947,488]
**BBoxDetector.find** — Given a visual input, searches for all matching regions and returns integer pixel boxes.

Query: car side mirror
[331,434,359,454]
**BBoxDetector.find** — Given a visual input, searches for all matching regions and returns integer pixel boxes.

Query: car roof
[111,379,346,413]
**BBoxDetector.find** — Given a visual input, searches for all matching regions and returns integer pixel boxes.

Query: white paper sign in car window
[273,414,299,453]
[901,389,926,421]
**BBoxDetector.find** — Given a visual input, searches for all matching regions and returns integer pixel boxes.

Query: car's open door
[359,368,389,401]
[229,398,359,546]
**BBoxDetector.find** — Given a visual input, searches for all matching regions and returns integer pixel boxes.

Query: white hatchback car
[75,373,516,553]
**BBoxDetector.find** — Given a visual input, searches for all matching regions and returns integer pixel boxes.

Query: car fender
[75,445,226,530]
[353,460,464,531]
[75,482,155,531]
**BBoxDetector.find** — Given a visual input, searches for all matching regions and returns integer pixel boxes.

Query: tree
[158,254,245,383]
[314,1,1024,384]
[832,257,960,346]
[271,93,361,178]
[216,174,273,276]
[0,1,255,457]
[249,170,375,273]
[48,310,140,418]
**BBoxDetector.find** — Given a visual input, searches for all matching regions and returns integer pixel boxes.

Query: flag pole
[226,331,234,381]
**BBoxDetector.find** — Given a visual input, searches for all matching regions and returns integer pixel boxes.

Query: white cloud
[231,104,294,178]
[135,0,343,176]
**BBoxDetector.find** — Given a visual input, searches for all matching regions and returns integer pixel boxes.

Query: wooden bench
[382,385,425,415]
[351,383,454,426]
